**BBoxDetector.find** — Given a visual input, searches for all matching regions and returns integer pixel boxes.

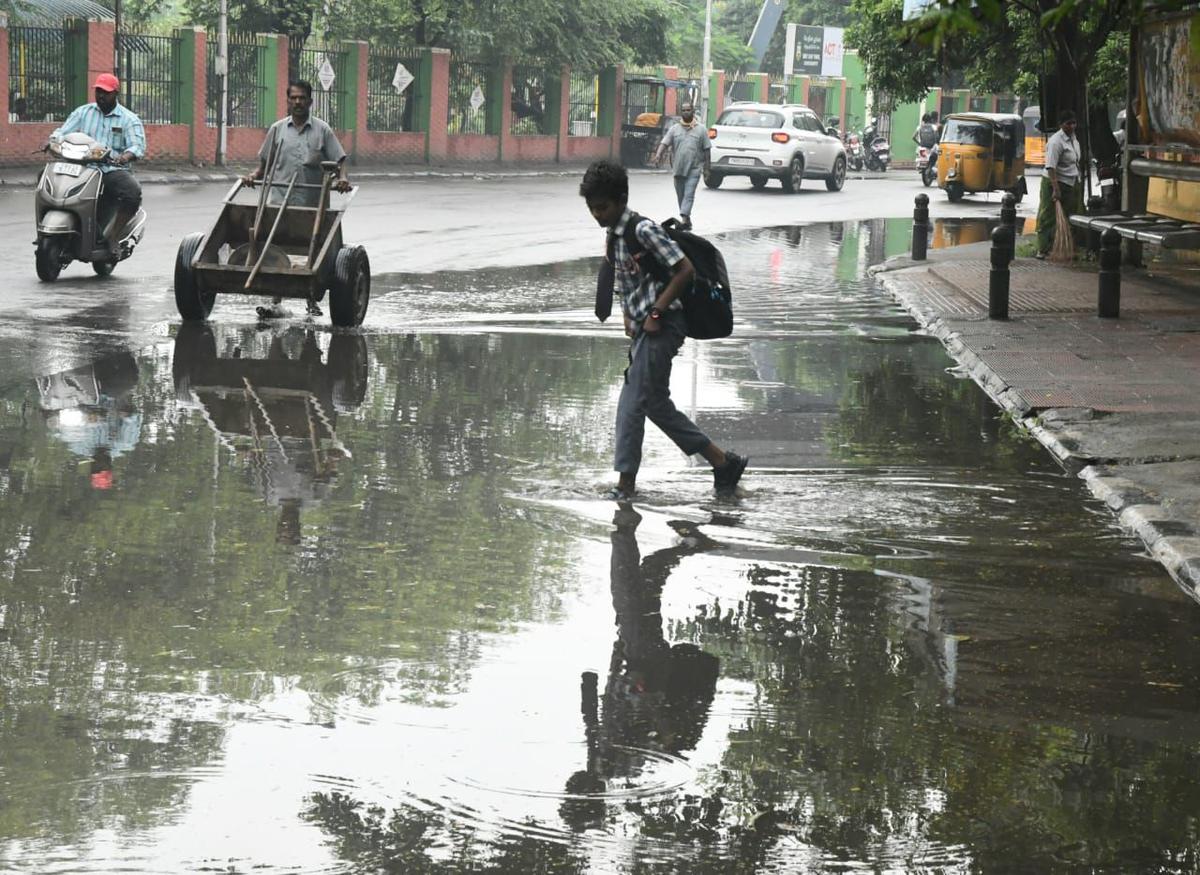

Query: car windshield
[716,109,783,129]
[942,119,992,146]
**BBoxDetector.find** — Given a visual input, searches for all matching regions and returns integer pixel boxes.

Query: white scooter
[34,131,147,282]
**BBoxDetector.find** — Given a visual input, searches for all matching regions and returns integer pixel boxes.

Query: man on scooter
[50,74,146,257]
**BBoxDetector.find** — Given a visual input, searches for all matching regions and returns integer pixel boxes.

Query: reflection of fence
[449,59,489,134]
[296,43,346,126]
[368,48,421,132]
[206,33,265,127]
[8,26,74,123]
[117,32,182,124]
[568,73,597,137]
[510,64,548,135]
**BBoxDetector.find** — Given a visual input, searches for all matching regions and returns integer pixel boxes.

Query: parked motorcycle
[34,131,147,282]
[844,132,865,171]
[918,144,937,187]
[861,118,891,172]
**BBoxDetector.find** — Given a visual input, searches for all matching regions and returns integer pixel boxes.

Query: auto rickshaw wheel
[946,183,965,203]
[329,245,370,328]
[92,258,116,278]
[174,232,215,321]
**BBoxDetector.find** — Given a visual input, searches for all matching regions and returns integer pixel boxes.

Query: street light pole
[217,0,228,166]
[700,0,712,125]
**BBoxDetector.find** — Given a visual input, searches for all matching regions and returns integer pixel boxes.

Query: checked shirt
[608,208,685,325]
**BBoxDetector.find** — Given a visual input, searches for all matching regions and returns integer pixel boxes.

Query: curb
[874,262,1200,604]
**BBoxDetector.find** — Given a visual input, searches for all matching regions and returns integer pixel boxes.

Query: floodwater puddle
[1,221,1199,873]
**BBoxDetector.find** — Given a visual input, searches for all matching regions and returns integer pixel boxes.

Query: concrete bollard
[912,194,929,261]
[999,193,1017,264]
[989,224,1014,319]
[1098,227,1121,318]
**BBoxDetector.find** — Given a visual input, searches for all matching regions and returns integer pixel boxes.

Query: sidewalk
[872,239,1200,601]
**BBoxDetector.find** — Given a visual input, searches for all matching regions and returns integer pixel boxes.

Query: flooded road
[2,219,1200,873]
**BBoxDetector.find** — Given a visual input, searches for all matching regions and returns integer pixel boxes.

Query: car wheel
[703,168,723,189]
[750,176,767,190]
[174,232,215,321]
[781,156,803,193]
[825,156,846,192]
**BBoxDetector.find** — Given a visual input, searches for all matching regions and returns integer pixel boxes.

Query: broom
[1049,199,1075,263]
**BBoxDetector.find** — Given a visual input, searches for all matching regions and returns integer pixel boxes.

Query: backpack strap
[620,211,673,285]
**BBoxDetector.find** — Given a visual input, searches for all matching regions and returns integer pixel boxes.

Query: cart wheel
[171,321,216,402]
[329,245,370,327]
[327,333,369,410]
[174,232,215,321]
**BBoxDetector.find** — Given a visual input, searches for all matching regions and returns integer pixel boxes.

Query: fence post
[1098,227,1121,318]
[542,63,563,142]
[748,72,768,102]
[661,65,678,116]
[0,16,9,133]
[423,48,449,164]
[493,60,512,161]
[554,63,569,162]
[174,27,204,161]
[989,224,1013,319]
[710,69,725,117]
[257,33,286,128]
[85,18,115,89]
[339,40,365,160]
[598,65,618,158]
[912,194,929,261]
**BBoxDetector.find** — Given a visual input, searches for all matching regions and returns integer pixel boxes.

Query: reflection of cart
[173,159,371,327]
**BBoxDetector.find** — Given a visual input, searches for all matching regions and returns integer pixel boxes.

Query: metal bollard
[1098,227,1121,318]
[989,224,1014,319]
[912,194,929,261]
[999,193,1017,263]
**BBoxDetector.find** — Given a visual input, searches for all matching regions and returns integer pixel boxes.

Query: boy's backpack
[616,213,733,340]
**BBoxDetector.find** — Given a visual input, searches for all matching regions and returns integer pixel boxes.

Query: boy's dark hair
[288,79,314,99]
[1058,109,1076,125]
[579,160,628,202]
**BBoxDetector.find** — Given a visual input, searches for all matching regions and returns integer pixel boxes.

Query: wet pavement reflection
[1,219,1199,873]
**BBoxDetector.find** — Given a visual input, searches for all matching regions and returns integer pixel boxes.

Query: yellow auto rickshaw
[937,112,1028,204]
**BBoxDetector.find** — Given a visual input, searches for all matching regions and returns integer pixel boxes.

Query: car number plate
[53,162,82,177]
[728,157,756,166]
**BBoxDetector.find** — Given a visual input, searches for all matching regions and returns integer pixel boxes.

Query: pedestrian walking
[243,79,352,317]
[1036,110,1082,259]
[652,103,710,231]
[581,160,747,502]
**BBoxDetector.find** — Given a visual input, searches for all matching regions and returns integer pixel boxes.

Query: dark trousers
[99,170,142,235]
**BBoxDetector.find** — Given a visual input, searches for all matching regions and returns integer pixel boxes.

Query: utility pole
[217,0,228,166]
[700,0,712,125]
[113,0,121,78]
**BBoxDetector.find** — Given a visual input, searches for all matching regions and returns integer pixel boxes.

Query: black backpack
[603,212,734,340]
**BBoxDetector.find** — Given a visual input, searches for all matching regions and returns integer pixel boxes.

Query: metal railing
[368,47,421,132]
[449,60,490,135]
[567,73,597,137]
[296,44,346,127]
[510,65,549,135]
[207,33,266,127]
[117,32,181,125]
[726,77,756,104]
[9,26,75,123]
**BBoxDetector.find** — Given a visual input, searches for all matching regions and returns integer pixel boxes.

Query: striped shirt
[52,102,147,174]
[609,208,685,324]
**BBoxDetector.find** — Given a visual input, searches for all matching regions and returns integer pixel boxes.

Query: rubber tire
[93,259,115,278]
[750,176,767,190]
[781,156,803,193]
[327,333,369,409]
[946,184,965,203]
[922,166,935,187]
[329,245,370,327]
[174,232,215,321]
[35,236,64,282]
[703,169,723,189]
[171,321,217,401]
[825,156,846,192]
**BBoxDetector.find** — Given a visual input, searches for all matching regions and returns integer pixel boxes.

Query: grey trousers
[674,172,701,218]
[614,313,710,475]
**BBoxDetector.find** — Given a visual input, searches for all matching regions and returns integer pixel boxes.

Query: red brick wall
[88,20,115,90]
[355,131,425,163]
[145,124,191,162]
[566,137,612,162]
[447,134,499,162]
[510,135,556,162]
[663,66,678,116]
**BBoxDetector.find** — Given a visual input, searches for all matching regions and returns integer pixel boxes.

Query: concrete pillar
[340,40,366,156]
[424,48,449,162]
[86,19,114,93]
[710,69,725,117]
[174,27,205,162]
[748,72,768,103]
[598,64,619,151]
[662,65,679,115]
[553,64,569,161]
[257,34,287,126]
[495,61,512,160]
[0,17,10,126]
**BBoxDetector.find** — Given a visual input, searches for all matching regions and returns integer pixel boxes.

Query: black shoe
[605,485,635,502]
[713,452,748,492]
[306,300,323,317]
[679,217,693,231]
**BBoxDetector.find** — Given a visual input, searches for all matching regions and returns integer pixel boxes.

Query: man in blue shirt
[51,73,147,254]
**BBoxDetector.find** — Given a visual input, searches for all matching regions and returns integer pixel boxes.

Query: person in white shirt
[1036,110,1081,258]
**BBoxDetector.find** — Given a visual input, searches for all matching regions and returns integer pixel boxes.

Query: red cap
[93,73,120,92]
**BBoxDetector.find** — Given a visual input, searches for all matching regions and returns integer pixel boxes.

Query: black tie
[595,231,616,322]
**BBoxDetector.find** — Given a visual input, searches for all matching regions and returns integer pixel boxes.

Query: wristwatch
[649,307,662,320]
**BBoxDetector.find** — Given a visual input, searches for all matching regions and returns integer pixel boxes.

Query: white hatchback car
[705,102,847,193]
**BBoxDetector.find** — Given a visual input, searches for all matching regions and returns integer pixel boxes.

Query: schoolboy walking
[580,160,747,501]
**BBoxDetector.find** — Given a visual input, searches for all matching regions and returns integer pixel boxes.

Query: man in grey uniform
[243,80,352,316]
[652,103,710,231]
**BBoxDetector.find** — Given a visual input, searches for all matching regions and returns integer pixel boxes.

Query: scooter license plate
[53,162,82,177]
